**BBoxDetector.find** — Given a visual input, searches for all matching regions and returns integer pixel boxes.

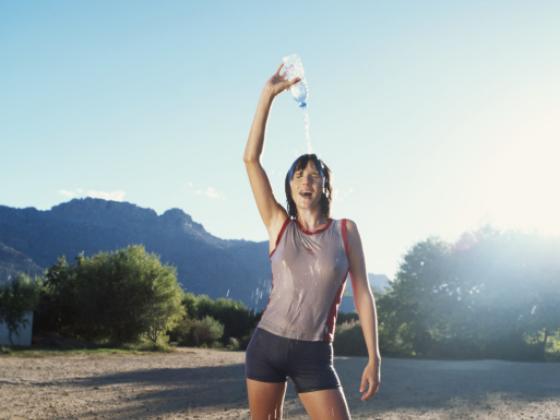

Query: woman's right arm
[243,64,300,240]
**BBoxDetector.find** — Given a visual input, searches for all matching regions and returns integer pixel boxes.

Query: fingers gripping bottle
[281,54,309,109]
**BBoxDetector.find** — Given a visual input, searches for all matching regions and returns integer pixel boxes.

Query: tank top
[257,217,351,342]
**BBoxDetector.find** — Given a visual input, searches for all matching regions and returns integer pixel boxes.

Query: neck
[295,209,328,230]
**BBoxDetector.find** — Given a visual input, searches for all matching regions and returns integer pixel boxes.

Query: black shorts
[244,327,342,393]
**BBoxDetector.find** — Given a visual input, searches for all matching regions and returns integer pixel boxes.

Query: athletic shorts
[244,327,342,393]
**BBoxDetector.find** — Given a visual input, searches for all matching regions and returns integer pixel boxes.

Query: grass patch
[0,343,177,358]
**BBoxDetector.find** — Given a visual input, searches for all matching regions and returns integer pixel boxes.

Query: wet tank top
[257,217,351,342]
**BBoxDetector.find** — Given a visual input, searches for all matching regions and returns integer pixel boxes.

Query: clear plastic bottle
[281,54,309,109]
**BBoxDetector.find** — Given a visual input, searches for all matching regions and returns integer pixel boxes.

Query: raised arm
[243,64,300,241]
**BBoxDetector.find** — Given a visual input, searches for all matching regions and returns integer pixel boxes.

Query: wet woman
[243,63,381,420]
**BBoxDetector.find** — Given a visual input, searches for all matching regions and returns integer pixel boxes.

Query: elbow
[243,156,259,164]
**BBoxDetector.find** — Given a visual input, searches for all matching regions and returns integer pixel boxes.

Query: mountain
[0,198,391,311]
[0,241,43,285]
[338,273,393,312]
[0,198,270,308]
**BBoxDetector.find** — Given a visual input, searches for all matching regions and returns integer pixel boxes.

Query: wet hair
[285,154,332,219]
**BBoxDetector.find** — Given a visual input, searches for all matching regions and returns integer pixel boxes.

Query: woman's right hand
[263,63,301,99]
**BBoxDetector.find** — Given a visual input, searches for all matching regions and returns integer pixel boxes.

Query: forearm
[243,89,274,162]
[355,290,381,364]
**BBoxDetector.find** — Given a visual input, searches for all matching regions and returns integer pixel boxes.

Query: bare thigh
[298,387,351,420]
[246,378,288,420]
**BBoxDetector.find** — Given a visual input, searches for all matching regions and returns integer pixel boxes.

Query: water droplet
[303,108,312,153]
[531,304,537,315]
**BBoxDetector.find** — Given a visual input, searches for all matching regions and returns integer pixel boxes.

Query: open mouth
[299,192,313,199]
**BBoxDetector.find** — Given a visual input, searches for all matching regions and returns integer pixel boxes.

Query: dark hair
[285,154,332,219]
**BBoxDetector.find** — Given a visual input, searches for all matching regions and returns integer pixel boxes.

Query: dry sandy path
[1,347,559,419]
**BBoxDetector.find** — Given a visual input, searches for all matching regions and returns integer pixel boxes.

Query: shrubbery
[375,227,560,361]
[0,273,41,345]
[334,319,368,357]
[170,292,259,349]
[34,245,185,346]
[172,315,224,347]
[13,244,261,351]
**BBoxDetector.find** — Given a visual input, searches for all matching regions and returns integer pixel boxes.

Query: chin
[297,202,319,210]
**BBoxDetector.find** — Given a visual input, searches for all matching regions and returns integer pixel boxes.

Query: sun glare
[478,108,560,236]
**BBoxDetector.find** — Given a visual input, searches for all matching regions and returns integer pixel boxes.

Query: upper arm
[345,219,372,299]
[244,160,288,236]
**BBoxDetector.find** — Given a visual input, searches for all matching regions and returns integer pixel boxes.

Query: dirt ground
[1,347,560,419]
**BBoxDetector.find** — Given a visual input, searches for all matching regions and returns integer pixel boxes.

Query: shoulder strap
[341,218,351,262]
[269,217,291,257]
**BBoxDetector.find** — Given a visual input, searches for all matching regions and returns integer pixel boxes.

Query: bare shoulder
[342,219,368,283]
[343,218,359,236]
[344,218,358,231]
[342,218,364,255]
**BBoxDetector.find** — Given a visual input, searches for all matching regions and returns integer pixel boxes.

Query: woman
[243,63,381,420]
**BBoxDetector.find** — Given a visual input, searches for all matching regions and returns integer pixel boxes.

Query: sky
[1,1,559,279]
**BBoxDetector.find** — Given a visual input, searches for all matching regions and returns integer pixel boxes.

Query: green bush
[0,273,41,345]
[174,316,224,347]
[238,332,253,351]
[35,245,185,346]
[333,320,368,357]
[180,293,258,345]
[191,316,224,346]
[226,337,240,350]
[336,312,359,324]
[170,317,191,345]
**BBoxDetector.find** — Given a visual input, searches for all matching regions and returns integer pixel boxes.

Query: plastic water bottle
[281,54,309,109]
[291,78,308,109]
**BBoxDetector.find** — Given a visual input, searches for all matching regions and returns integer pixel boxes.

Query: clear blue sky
[2,1,559,278]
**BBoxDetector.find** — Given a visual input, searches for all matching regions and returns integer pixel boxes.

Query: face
[289,160,324,212]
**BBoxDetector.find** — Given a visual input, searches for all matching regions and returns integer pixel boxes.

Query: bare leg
[298,387,351,420]
[246,378,288,419]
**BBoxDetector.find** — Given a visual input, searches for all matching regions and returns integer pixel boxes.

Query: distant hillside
[0,198,391,311]
[0,241,43,285]
[338,273,393,312]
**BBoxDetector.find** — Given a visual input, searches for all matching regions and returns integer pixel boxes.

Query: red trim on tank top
[295,217,333,235]
[341,219,354,285]
[262,272,274,315]
[269,217,291,258]
[341,219,351,264]
[323,219,351,342]
[323,268,349,342]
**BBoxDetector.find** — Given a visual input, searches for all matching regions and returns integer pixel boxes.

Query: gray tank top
[257,217,350,342]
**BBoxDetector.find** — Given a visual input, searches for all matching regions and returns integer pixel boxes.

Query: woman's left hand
[359,359,381,401]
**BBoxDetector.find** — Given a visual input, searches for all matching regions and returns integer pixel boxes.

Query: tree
[189,316,224,347]
[172,292,258,345]
[35,255,78,337]
[386,237,452,356]
[36,245,185,346]
[0,273,41,345]
[379,225,560,360]
[142,264,185,345]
